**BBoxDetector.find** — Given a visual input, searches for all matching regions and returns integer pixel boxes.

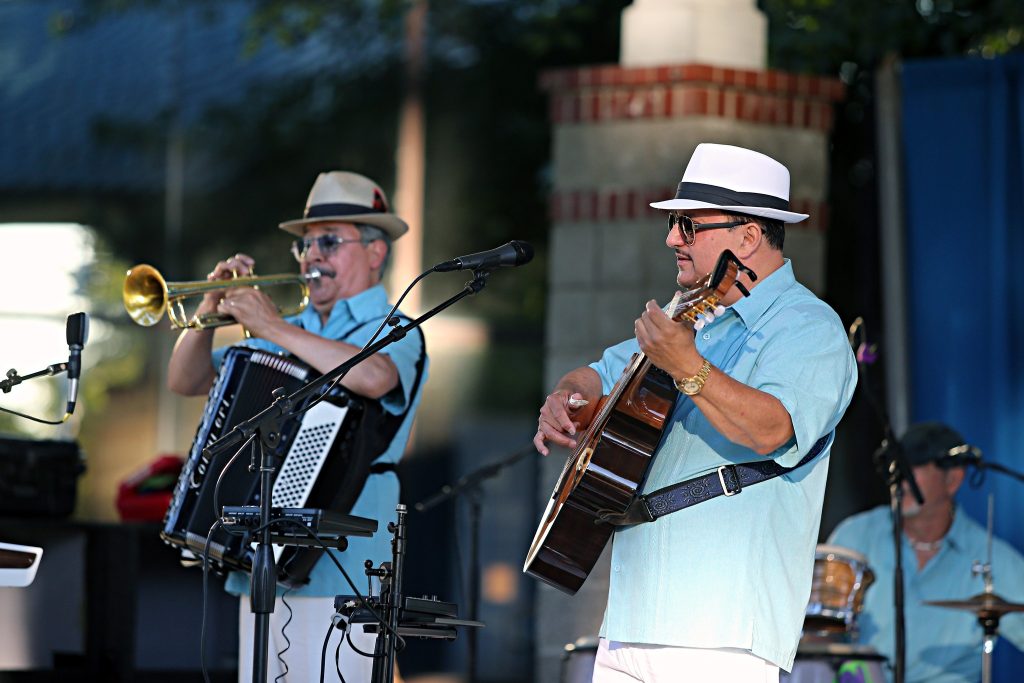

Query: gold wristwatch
[674,358,712,396]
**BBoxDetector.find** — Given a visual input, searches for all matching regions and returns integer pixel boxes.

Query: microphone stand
[0,362,71,424]
[203,270,492,683]
[0,363,68,393]
[368,504,408,683]
[873,433,921,683]
[851,321,922,683]
[414,446,534,683]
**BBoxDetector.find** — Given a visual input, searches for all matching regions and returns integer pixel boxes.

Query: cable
[296,268,432,416]
[334,634,348,683]
[329,612,352,681]
[0,405,65,424]
[200,519,225,683]
[320,618,334,683]
[346,629,379,658]
[213,431,258,519]
[273,587,294,683]
[969,465,987,489]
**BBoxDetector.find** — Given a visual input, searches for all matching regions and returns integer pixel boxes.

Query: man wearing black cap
[829,422,1024,683]
[168,171,427,682]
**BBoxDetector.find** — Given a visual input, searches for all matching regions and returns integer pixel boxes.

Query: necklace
[907,507,955,553]
[908,537,944,552]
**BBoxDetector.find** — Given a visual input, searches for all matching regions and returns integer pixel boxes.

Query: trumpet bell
[123,264,169,327]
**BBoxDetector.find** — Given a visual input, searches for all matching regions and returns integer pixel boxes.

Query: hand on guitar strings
[635,299,704,381]
[534,385,597,456]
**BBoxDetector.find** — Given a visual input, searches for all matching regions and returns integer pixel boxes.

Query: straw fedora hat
[279,171,409,239]
[651,144,809,223]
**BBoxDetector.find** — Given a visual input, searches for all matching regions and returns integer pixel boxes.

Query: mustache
[307,265,337,279]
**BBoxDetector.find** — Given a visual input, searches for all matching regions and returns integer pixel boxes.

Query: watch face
[681,379,701,395]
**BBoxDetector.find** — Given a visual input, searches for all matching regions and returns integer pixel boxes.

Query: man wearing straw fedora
[169,171,428,682]
[535,144,857,681]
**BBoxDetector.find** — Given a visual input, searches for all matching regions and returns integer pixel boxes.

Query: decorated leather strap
[597,433,832,527]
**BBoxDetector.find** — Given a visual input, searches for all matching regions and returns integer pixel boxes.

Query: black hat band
[305,202,385,219]
[675,182,790,211]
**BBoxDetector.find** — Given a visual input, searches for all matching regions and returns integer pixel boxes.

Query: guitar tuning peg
[714,305,726,316]
[694,318,706,331]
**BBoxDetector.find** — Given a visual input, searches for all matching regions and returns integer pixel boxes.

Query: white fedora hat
[279,171,409,239]
[651,143,808,223]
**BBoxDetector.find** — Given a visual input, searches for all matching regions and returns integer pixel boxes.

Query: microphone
[65,312,89,416]
[943,444,983,467]
[432,241,534,273]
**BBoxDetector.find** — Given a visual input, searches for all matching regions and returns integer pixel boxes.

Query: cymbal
[925,592,1024,618]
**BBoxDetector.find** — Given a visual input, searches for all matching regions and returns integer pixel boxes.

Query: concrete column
[621,0,767,69]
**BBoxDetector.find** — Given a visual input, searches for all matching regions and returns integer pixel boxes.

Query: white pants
[593,638,780,683]
[237,594,377,682]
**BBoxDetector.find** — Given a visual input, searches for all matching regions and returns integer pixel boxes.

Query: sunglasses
[667,214,749,245]
[290,233,367,262]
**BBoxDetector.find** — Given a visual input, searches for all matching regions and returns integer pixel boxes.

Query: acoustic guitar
[523,250,755,594]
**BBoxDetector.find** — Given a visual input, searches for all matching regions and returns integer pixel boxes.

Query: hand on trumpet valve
[217,287,280,339]
[201,254,256,304]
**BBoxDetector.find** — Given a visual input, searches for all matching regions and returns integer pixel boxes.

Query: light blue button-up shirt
[829,505,1024,683]
[589,260,857,670]
[212,284,427,597]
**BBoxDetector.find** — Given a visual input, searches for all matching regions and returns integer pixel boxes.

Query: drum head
[815,543,869,566]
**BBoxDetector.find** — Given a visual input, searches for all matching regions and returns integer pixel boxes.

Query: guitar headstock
[667,250,757,330]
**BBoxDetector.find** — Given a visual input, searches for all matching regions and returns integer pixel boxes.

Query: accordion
[161,346,389,588]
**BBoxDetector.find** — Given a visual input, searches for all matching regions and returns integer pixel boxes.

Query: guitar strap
[596,432,832,527]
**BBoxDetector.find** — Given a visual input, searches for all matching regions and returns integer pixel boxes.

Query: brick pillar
[534,62,843,682]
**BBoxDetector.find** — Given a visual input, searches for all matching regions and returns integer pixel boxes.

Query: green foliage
[761,0,1024,77]
[241,0,407,54]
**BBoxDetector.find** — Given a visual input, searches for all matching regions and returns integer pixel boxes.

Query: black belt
[369,462,398,476]
[597,433,832,527]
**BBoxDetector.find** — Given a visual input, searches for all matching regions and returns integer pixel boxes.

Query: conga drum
[803,544,875,641]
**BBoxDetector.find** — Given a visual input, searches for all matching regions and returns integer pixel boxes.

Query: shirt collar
[728,259,796,327]
[297,283,389,332]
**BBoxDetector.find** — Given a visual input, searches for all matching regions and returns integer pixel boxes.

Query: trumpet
[123,263,321,329]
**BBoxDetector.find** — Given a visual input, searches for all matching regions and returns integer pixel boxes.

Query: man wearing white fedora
[535,144,857,681]
[168,171,427,682]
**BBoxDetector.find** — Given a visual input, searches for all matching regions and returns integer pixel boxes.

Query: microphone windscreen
[66,312,89,346]
[512,240,535,265]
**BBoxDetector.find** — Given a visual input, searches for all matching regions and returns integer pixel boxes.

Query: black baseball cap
[900,422,969,468]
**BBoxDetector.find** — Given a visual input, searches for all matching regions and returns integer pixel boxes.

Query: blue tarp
[902,52,1024,680]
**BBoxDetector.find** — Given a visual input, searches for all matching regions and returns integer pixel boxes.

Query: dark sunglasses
[667,214,749,245]
[290,233,366,262]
